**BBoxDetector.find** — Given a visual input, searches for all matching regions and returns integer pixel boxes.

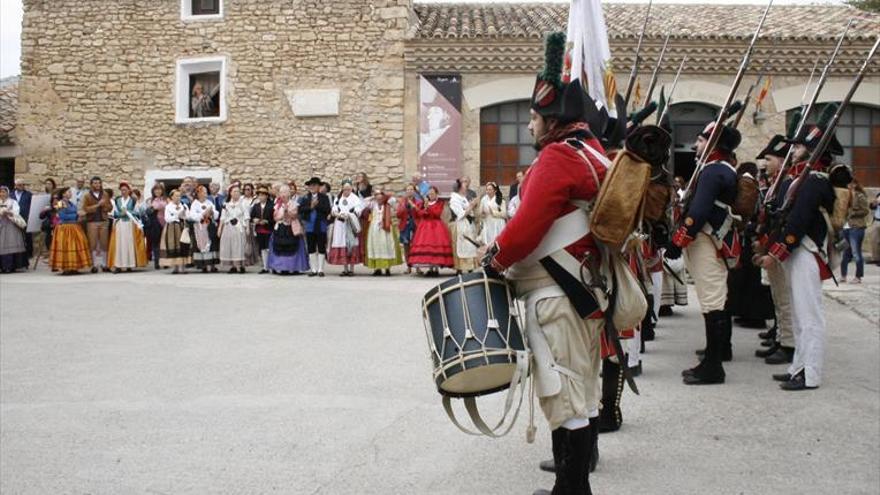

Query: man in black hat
[480,31,607,495]
[755,110,847,391]
[666,122,741,385]
[754,135,796,365]
[298,177,331,277]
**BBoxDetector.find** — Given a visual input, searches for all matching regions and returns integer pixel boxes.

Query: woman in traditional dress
[478,181,507,246]
[145,182,167,270]
[159,189,191,274]
[363,188,403,276]
[188,184,220,273]
[267,185,310,275]
[241,183,261,267]
[328,181,363,276]
[39,178,58,255]
[449,178,479,273]
[108,182,148,273]
[397,184,419,274]
[0,186,29,273]
[354,172,373,200]
[408,186,453,277]
[49,187,92,274]
[251,186,274,273]
[219,184,249,273]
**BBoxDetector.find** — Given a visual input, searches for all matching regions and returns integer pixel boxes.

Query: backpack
[732,173,759,219]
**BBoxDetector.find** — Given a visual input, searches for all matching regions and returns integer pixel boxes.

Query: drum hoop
[421,277,513,308]
[434,349,518,381]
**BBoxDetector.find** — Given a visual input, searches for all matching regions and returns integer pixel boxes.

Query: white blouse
[220,200,248,230]
[164,202,188,223]
[188,199,218,223]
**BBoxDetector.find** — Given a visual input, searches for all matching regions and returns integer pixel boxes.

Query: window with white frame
[181,0,223,21]
[175,56,227,124]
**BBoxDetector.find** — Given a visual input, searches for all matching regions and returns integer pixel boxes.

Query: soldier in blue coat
[756,121,847,391]
[666,122,741,385]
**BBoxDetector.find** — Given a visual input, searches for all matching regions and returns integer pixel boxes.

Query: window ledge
[175,116,227,126]
[181,14,224,23]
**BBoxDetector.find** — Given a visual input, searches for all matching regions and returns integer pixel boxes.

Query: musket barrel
[644,34,671,106]
[623,0,653,108]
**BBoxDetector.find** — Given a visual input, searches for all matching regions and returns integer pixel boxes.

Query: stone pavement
[1,266,878,495]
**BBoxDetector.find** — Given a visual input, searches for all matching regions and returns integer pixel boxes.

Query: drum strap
[441,350,531,439]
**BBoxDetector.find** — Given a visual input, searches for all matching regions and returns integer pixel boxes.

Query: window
[667,102,719,181]
[787,103,880,187]
[181,0,223,21]
[175,56,227,124]
[480,100,536,185]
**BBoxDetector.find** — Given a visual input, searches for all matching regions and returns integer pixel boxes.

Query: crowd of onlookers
[0,171,532,277]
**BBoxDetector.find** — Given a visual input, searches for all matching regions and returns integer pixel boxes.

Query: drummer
[480,32,608,495]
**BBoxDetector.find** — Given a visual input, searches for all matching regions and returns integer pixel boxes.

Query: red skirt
[408,219,454,268]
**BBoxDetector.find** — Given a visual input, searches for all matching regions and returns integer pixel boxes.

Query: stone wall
[19,0,412,190]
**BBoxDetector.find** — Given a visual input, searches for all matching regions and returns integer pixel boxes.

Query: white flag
[565,0,617,117]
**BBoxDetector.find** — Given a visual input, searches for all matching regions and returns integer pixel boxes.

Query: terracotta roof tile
[413,2,880,41]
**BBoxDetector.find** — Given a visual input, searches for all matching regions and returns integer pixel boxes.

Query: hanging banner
[419,74,462,194]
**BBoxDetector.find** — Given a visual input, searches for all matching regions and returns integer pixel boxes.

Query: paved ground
[1,264,878,495]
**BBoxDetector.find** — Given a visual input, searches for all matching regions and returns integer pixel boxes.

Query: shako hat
[699,122,742,153]
[531,32,586,124]
[756,134,791,160]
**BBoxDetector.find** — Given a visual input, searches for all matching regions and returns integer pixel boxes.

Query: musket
[656,56,687,125]
[644,33,671,107]
[764,19,855,206]
[782,36,879,212]
[680,0,773,211]
[623,0,653,110]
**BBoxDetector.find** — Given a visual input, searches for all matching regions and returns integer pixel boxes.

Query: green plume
[818,103,838,130]
[656,87,666,125]
[540,32,566,89]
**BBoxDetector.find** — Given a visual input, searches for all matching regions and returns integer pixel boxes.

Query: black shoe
[628,362,642,377]
[682,361,704,378]
[259,269,268,274]
[758,325,777,340]
[318,272,325,277]
[308,272,317,277]
[210,266,218,273]
[239,267,246,273]
[683,311,726,385]
[755,342,780,358]
[384,269,391,276]
[780,372,817,391]
[658,305,673,317]
[760,338,775,347]
[229,267,238,274]
[683,369,725,385]
[372,270,382,276]
[91,266,98,274]
[765,346,795,365]
[772,373,792,382]
[113,268,121,274]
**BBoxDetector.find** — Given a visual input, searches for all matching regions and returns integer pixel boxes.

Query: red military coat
[494,136,607,268]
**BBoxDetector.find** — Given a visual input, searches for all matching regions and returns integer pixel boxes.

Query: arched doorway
[667,102,719,181]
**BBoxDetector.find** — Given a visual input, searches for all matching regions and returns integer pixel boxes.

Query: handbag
[179,226,191,245]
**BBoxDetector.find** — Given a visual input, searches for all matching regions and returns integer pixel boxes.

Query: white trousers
[785,248,826,387]
[651,271,663,319]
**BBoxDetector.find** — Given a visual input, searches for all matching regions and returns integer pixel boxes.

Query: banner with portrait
[419,75,462,194]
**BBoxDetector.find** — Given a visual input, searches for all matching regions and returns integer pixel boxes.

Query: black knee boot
[551,426,593,495]
[598,358,623,433]
[683,310,726,385]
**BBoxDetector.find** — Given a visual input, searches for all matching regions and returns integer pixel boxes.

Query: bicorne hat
[756,134,791,160]
[786,104,843,157]
[699,122,742,154]
[531,32,586,125]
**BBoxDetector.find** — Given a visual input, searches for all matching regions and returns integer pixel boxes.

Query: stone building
[6,1,880,193]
